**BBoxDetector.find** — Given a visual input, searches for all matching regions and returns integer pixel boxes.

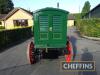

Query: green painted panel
[40,33,48,40]
[33,8,69,48]
[53,33,61,39]
[39,16,48,32]
[52,15,61,32]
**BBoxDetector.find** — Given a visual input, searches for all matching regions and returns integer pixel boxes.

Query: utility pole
[79,5,80,13]
[57,2,59,8]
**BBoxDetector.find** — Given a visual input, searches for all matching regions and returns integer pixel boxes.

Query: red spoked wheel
[65,37,73,63]
[27,42,36,64]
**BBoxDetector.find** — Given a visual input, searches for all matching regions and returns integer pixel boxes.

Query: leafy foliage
[0,27,32,50]
[0,0,14,14]
[0,26,5,29]
[81,1,91,16]
[74,13,82,20]
[76,19,100,37]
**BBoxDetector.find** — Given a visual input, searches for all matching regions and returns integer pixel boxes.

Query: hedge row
[0,27,33,50]
[76,19,100,37]
[0,26,5,29]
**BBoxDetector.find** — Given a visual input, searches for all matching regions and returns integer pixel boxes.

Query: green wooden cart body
[33,7,69,48]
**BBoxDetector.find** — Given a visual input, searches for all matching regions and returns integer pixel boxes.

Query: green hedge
[76,19,100,37]
[0,26,5,29]
[0,27,33,50]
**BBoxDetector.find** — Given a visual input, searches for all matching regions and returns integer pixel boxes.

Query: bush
[0,27,33,50]
[76,18,100,37]
[0,26,5,29]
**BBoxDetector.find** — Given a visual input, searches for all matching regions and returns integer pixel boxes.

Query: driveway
[0,26,99,75]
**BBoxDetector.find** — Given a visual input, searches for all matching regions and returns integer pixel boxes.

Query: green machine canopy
[33,7,69,48]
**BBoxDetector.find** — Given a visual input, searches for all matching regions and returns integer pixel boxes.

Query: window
[0,21,2,25]
[13,19,28,26]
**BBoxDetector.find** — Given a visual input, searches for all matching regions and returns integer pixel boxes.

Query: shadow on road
[70,36,77,60]
[42,50,59,59]
[78,48,97,75]
[81,48,93,61]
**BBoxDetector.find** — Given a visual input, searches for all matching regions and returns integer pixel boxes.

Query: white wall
[67,20,74,27]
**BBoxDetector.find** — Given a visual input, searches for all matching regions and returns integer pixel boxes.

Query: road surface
[0,26,100,75]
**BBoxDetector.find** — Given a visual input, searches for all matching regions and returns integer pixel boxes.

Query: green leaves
[81,1,91,16]
[76,19,100,37]
[0,0,14,14]
[0,27,32,50]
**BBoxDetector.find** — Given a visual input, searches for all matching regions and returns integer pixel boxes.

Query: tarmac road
[0,26,100,75]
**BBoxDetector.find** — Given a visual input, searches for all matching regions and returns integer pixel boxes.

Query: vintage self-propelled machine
[27,7,73,64]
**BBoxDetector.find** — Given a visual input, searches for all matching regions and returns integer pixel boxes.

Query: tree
[0,0,14,14]
[81,1,91,16]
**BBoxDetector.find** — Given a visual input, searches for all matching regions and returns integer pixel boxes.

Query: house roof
[0,14,7,20]
[83,3,100,17]
[0,8,33,20]
[68,14,75,20]
[89,3,100,13]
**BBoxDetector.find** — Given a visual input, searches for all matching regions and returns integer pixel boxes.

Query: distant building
[67,14,75,26]
[0,8,33,29]
[83,3,100,19]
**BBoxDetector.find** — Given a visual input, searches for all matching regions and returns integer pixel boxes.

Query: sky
[12,0,100,13]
